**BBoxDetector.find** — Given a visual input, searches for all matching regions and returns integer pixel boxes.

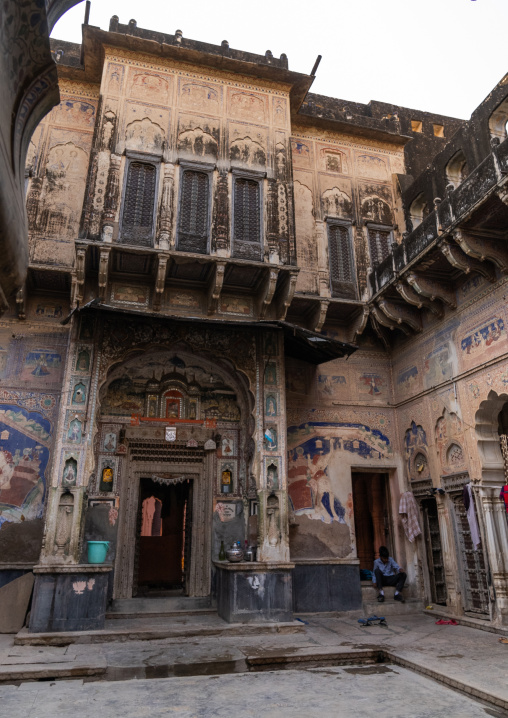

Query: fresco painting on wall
[358,373,386,398]
[75,348,91,372]
[287,422,392,526]
[396,365,419,397]
[0,405,50,526]
[404,421,429,479]
[67,418,82,443]
[460,315,507,370]
[423,343,455,389]
[102,378,144,416]
[20,350,62,382]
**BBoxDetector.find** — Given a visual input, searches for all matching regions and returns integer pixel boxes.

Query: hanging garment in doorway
[462,483,481,549]
[399,491,421,542]
[500,484,508,515]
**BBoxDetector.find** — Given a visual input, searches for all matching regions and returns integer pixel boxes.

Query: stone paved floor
[1,613,508,715]
[0,665,504,718]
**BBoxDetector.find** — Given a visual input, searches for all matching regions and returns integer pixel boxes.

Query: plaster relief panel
[129,70,171,105]
[320,175,353,219]
[355,153,389,181]
[229,89,267,124]
[106,63,125,96]
[179,80,221,115]
[125,117,165,154]
[291,138,312,168]
[318,145,350,175]
[358,183,393,225]
[177,114,219,158]
[229,123,267,167]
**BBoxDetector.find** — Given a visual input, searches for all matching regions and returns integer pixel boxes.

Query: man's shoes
[377,593,385,602]
[394,593,405,603]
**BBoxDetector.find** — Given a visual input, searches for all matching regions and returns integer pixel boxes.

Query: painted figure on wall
[75,349,90,372]
[266,395,277,417]
[221,467,232,494]
[99,464,114,492]
[0,405,50,525]
[264,363,277,385]
[147,395,158,418]
[267,463,279,491]
[104,432,117,452]
[67,419,82,443]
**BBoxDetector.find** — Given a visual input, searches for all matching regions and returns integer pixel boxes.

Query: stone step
[362,598,424,616]
[107,596,213,619]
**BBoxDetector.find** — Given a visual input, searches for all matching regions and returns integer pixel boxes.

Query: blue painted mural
[0,405,51,527]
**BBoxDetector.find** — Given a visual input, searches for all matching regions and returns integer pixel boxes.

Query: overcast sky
[52,0,508,120]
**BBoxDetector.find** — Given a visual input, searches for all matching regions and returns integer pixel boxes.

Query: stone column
[435,493,462,612]
[478,485,508,624]
[211,169,229,257]
[101,153,122,242]
[156,162,175,250]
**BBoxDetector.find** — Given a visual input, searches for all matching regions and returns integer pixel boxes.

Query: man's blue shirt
[372,557,400,583]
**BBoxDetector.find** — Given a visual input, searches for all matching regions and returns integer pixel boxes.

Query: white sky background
[52,0,508,120]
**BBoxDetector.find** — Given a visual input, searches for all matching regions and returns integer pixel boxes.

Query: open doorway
[134,477,192,596]
[352,472,391,577]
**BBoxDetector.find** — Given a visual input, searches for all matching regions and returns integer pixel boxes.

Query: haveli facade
[1,14,508,631]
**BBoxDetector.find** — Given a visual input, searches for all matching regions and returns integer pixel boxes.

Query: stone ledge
[33,564,113,574]
[213,561,295,571]
[292,558,360,565]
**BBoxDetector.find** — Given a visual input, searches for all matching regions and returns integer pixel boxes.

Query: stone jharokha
[1,14,508,633]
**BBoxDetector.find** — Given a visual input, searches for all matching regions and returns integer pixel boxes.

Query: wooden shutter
[121,161,157,246]
[368,228,391,267]
[178,170,209,254]
[328,224,356,299]
[233,178,261,260]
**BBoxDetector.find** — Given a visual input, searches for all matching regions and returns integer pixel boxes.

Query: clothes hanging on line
[462,483,481,549]
[399,491,421,542]
[500,484,508,515]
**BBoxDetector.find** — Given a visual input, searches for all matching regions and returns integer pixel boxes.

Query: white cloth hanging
[463,483,481,550]
[399,491,422,542]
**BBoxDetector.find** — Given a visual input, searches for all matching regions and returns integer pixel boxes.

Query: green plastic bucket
[87,540,109,564]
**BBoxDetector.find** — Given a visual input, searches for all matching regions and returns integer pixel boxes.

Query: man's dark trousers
[375,569,406,593]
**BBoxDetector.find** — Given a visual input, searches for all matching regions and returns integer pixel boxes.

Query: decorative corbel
[406,271,457,309]
[153,254,169,311]
[275,269,298,320]
[369,313,391,350]
[496,184,508,207]
[98,247,111,302]
[16,286,26,321]
[207,260,227,315]
[72,246,87,308]
[377,298,422,333]
[348,305,369,343]
[371,303,410,335]
[440,237,496,282]
[453,228,508,274]
[258,267,280,319]
[395,280,444,318]
[310,298,330,333]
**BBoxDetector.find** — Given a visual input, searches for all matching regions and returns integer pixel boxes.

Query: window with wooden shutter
[177,169,209,254]
[328,224,356,299]
[367,227,391,268]
[121,161,157,246]
[233,177,261,260]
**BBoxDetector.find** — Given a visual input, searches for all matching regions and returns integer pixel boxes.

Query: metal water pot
[226,542,244,562]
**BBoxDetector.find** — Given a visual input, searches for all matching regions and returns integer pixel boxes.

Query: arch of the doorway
[475,390,508,484]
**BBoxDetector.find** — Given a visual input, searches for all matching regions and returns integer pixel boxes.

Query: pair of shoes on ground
[377,593,405,603]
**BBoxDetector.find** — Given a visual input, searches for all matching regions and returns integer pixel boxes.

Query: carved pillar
[101,153,122,242]
[266,178,280,263]
[478,485,508,624]
[212,169,229,257]
[157,163,175,250]
[315,220,331,297]
[435,493,462,612]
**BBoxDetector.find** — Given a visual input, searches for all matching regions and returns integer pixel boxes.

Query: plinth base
[214,561,294,623]
[292,560,362,613]
[29,564,112,633]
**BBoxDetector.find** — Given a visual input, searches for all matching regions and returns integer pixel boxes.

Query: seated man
[373,546,406,603]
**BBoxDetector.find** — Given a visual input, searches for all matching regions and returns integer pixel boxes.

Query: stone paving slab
[0,665,503,718]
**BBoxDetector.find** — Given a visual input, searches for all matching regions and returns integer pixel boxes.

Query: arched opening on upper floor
[445,150,469,189]
[408,193,430,230]
[489,97,508,144]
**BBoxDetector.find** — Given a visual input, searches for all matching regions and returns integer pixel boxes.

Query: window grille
[121,161,157,246]
[233,177,261,260]
[367,227,391,268]
[328,224,356,299]
[178,170,209,254]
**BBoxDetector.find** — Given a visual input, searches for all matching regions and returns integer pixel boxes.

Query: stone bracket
[309,298,330,333]
[440,237,496,282]
[377,297,422,333]
[72,246,87,308]
[275,269,298,320]
[15,286,26,320]
[153,253,169,311]
[453,229,508,274]
[395,279,444,318]
[348,305,369,343]
[207,260,227,315]
[406,270,457,309]
[98,247,111,302]
[369,312,391,349]
[258,267,280,319]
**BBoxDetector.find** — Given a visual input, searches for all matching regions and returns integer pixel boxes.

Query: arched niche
[489,97,508,143]
[409,193,429,230]
[475,390,508,484]
[445,150,469,188]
